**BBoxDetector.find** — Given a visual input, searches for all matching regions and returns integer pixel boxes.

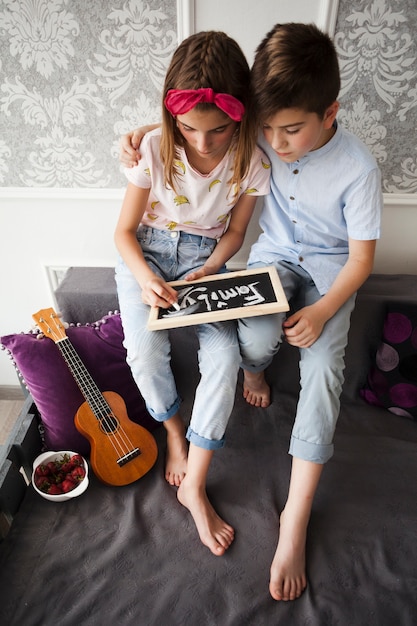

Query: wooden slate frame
[147,266,289,331]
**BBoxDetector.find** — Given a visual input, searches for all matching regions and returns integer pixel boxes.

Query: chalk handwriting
[161,280,268,318]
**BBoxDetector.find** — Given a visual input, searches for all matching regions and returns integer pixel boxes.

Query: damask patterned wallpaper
[335,0,417,194]
[0,0,178,188]
[1,0,416,193]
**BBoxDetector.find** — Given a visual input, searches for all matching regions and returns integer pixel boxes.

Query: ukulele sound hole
[100,415,119,434]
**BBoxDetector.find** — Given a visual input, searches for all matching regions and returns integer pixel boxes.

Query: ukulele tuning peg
[55,312,69,328]
[36,333,45,340]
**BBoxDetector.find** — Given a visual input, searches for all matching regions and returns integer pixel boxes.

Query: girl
[114,31,270,556]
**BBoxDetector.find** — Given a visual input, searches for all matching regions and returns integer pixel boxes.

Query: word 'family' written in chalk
[178,281,266,312]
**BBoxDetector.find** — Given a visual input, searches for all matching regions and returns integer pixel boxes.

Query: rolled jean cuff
[186,427,225,451]
[289,435,334,464]
[146,395,182,423]
[240,357,274,373]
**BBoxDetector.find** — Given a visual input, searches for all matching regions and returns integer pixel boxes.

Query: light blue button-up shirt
[249,123,383,294]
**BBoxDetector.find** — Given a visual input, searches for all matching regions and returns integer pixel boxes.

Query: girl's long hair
[160,31,257,193]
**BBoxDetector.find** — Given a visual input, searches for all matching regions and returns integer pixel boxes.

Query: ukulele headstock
[32,308,67,343]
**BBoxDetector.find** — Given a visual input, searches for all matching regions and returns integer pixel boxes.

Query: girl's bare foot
[177,477,235,556]
[165,429,188,486]
[269,509,307,601]
[243,370,270,407]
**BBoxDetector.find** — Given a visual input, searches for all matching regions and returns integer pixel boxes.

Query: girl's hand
[141,276,179,309]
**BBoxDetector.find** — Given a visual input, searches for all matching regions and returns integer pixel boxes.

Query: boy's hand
[184,265,213,282]
[141,276,178,310]
[119,124,161,167]
[283,305,326,348]
[119,130,141,168]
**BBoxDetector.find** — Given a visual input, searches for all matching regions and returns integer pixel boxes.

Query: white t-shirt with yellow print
[125,127,270,240]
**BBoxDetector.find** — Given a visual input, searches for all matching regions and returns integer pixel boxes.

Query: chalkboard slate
[147,266,289,330]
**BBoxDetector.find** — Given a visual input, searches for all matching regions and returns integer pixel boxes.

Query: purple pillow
[361,303,417,420]
[1,313,157,455]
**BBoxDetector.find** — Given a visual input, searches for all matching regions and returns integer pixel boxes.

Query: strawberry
[35,476,50,491]
[34,464,50,478]
[47,484,62,495]
[61,478,76,493]
[46,461,58,473]
[70,454,84,467]
[71,466,86,481]
[60,461,74,474]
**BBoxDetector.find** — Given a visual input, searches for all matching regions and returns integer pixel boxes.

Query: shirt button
[299,256,304,262]
[293,169,299,175]
[290,196,295,200]
[170,231,178,238]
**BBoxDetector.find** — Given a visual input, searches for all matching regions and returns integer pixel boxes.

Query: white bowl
[32,450,89,502]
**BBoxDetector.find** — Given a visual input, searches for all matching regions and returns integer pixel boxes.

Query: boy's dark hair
[251,23,341,120]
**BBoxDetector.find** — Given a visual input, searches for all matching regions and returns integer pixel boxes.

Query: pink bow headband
[164,88,245,122]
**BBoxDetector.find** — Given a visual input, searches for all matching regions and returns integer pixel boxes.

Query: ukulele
[33,308,158,486]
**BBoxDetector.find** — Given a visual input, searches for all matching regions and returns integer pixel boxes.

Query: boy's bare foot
[165,430,188,486]
[269,509,307,601]
[243,370,270,407]
[177,477,235,556]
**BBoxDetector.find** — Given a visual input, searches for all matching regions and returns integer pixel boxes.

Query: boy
[119,23,382,602]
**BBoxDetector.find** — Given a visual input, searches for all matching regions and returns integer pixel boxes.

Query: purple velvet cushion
[1,313,157,455]
[361,303,417,420]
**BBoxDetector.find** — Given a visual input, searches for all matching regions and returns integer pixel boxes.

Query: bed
[1,273,416,625]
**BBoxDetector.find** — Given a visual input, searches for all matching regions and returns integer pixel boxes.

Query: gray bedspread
[1,275,417,625]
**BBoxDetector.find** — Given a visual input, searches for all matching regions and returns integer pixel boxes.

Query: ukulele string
[43,315,138,459]
[58,340,138,458]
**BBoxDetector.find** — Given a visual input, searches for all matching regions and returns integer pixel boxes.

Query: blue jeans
[115,226,240,450]
[238,260,356,464]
